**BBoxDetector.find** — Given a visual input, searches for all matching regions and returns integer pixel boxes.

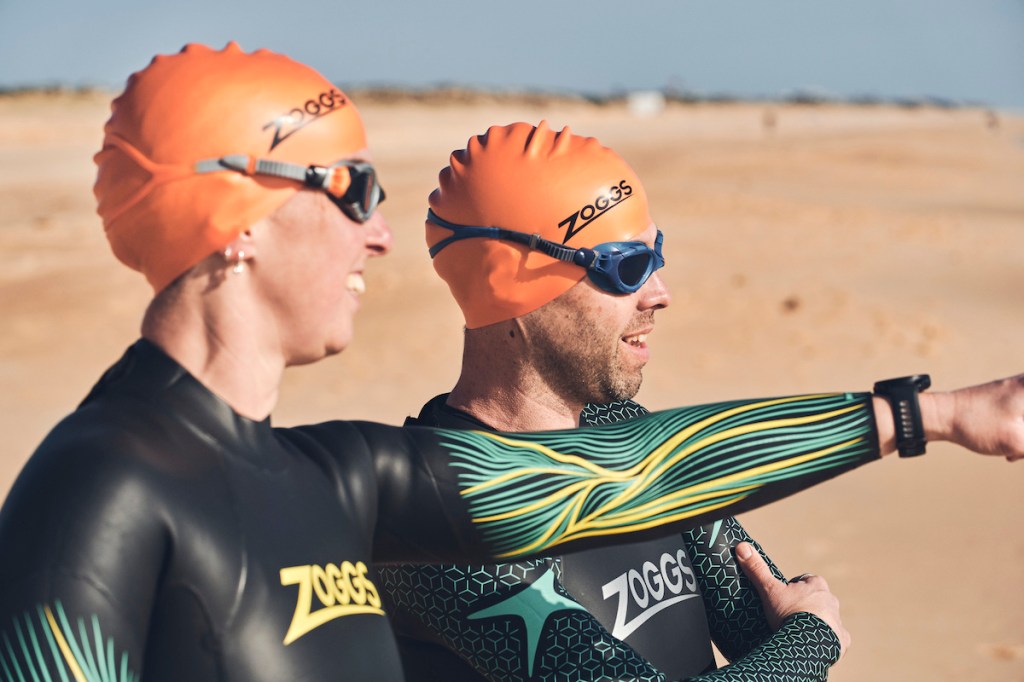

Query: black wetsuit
[0,340,877,680]
[381,396,837,682]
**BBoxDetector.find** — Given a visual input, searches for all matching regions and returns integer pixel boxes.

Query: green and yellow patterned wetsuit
[380,397,843,681]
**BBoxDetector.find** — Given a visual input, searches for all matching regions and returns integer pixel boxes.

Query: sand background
[0,92,1021,680]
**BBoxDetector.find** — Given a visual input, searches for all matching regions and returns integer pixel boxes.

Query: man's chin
[595,372,643,406]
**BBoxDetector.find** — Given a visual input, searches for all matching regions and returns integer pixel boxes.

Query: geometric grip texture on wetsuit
[450,393,875,558]
[684,518,782,661]
[377,559,666,682]
[696,612,840,682]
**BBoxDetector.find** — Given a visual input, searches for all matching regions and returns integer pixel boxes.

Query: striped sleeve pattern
[443,393,876,559]
[0,601,138,682]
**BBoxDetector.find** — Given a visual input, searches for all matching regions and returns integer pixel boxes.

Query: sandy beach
[0,91,1021,680]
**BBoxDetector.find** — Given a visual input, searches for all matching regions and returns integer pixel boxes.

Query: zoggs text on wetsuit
[0,341,874,680]
[381,396,841,682]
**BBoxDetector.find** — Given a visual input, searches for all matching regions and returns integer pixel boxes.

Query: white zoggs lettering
[601,550,699,640]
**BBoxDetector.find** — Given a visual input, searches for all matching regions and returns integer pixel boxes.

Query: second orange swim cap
[427,121,653,329]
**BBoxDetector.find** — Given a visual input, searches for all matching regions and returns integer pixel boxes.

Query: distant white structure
[627,90,665,118]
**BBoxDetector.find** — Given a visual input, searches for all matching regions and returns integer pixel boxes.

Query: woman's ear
[222,230,256,272]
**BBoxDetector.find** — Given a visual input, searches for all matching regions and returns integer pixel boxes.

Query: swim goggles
[194,155,385,223]
[427,209,665,295]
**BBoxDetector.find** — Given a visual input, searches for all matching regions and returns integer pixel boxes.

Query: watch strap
[873,375,931,457]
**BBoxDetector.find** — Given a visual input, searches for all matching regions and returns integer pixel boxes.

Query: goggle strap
[527,235,577,263]
[427,210,497,257]
[194,156,361,203]
[194,155,308,185]
[427,212,665,294]
[255,159,307,184]
[427,210,586,265]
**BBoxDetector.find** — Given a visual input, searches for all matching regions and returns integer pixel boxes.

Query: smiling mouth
[622,332,649,347]
[346,273,366,295]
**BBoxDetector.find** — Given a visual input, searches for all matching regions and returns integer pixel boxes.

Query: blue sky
[2,0,1022,108]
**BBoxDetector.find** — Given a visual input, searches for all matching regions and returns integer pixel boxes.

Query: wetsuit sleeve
[684,517,783,661]
[0,426,163,681]
[373,392,879,562]
[692,613,839,681]
[306,391,877,563]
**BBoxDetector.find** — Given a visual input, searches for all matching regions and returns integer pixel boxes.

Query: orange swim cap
[94,42,367,292]
[427,121,652,329]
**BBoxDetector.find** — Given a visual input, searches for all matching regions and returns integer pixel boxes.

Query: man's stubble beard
[527,308,653,408]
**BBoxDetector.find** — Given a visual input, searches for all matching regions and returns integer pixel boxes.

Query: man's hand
[874,374,1024,461]
[735,542,852,660]
[934,375,1024,461]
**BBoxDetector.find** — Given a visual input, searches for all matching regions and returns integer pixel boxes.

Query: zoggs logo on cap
[262,88,349,153]
[557,179,633,244]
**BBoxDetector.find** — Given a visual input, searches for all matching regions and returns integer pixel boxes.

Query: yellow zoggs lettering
[280,561,384,645]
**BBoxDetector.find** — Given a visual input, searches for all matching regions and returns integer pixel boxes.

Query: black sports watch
[873,375,932,457]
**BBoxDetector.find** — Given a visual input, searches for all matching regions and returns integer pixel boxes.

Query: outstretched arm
[326,376,1023,564]
[449,376,1024,561]
[425,391,881,561]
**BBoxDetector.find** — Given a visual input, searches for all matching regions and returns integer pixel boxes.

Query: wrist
[920,390,955,443]
[874,388,950,456]
[780,612,842,663]
[871,395,897,456]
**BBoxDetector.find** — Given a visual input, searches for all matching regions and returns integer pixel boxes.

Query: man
[378,121,1023,681]
[0,47,1020,681]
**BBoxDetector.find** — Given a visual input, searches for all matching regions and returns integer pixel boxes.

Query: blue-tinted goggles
[427,209,665,295]
[194,155,385,223]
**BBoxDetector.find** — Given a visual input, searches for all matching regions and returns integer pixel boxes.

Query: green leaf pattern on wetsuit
[0,601,138,682]
[447,394,874,558]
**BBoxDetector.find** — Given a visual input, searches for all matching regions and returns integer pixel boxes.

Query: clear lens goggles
[194,155,385,223]
[427,209,665,295]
